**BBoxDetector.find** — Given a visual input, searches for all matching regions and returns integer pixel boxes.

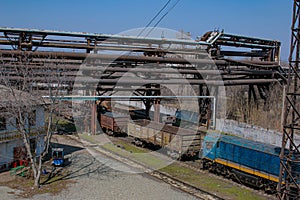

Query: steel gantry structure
[278,0,300,199]
[0,26,284,130]
[0,27,284,91]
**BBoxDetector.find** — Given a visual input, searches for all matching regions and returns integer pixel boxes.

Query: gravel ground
[1,186,23,199]
[0,135,199,200]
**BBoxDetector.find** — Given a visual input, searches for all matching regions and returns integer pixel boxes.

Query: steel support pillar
[277,1,300,199]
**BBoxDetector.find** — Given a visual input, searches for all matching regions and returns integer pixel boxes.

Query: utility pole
[277,0,300,199]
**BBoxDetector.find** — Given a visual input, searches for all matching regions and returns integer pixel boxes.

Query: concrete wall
[0,136,44,166]
[216,119,300,146]
[0,139,23,165]
[35,135,45,156]
[0,105,45,133]
[35,106,45,128]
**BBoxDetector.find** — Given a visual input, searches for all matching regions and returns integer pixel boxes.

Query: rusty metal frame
[0,27,285,102]
[277,0,300,199]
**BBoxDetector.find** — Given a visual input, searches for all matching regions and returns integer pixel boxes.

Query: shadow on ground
[43,142,113,185]
[50,142,84,155]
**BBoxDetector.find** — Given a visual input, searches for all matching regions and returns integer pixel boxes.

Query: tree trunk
[21,129,40,188]
[34,156,43,188]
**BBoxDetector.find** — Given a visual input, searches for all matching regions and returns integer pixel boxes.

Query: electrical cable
[144,0,181,38]
[137,0,172,37]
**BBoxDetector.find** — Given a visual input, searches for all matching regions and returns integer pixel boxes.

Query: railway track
[149,171,224,200]
[99,135,276,200]
[69,135,224,200]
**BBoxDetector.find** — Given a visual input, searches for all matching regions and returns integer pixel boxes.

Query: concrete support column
[154,99,160,122]
[91,101,97,135]
[154,84,161,122]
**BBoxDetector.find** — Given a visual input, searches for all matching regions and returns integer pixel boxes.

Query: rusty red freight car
[100,112,128,136]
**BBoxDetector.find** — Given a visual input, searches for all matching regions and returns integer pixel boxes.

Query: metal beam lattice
[278,0,300,199]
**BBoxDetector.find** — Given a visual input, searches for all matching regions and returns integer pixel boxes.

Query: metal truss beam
[278,0,300,199]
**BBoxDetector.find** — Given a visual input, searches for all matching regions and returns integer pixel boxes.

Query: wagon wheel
[107,130,114,136]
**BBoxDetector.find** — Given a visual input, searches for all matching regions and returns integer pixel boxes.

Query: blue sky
[0,0,292,61]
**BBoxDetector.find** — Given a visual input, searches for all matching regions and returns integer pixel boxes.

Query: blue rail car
[200,132,299,191]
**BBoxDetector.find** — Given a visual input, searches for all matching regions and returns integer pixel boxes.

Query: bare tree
[226,83,283,130]
[0,52,68,187]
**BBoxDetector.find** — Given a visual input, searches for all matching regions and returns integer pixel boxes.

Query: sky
[0,0,292,61]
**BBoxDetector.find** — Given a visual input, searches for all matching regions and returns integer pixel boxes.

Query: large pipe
[0,63,283,78]
[0,50,226,65]
[2,75,280,85]
[0,50,280,68]
[0,39,208,56]
[2,69,276,77]
[0,27,209,46]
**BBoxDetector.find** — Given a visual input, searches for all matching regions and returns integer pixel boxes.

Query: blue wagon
[51,148,64,166]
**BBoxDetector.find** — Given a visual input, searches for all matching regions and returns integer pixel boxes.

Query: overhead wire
[137,0,172,38]
[144,0,181,38]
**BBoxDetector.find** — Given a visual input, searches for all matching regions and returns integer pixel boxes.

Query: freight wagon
[99,112,128,136]
[200,132,300,193]
[99,110,175,136]
[127,119,204,159]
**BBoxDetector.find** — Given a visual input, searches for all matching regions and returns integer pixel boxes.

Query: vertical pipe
[281,86,286,133]
[90,91,97,135]
[154,84,161,122]
[212,96,216,129]
[87,38,91,53]
[154,99,160,122]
